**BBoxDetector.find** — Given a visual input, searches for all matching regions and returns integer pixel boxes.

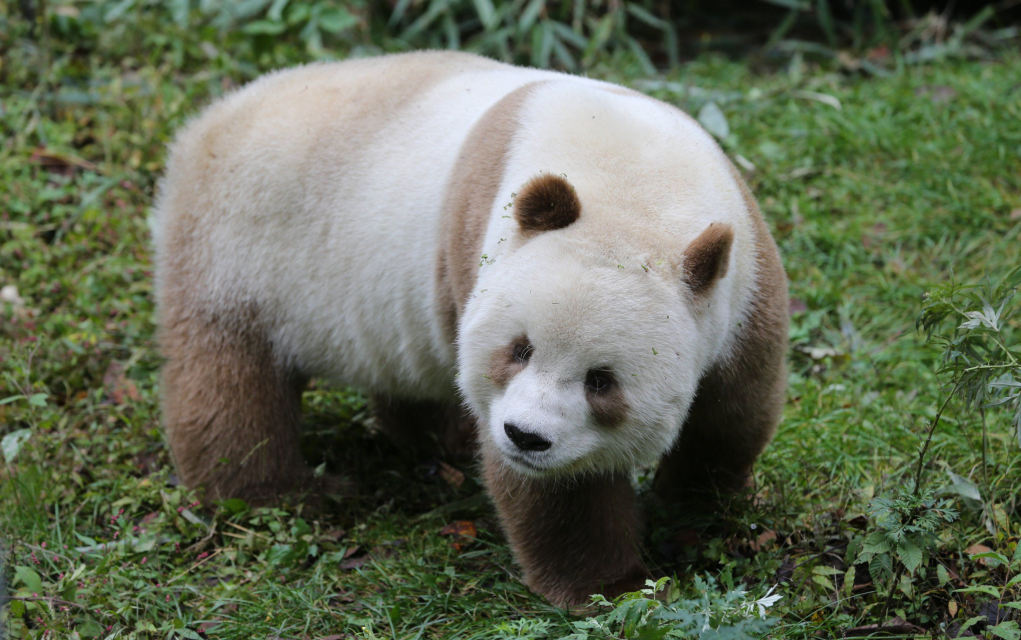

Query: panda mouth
[507,454,545,471]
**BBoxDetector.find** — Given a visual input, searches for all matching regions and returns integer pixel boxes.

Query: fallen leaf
[697,101,729,139]
[198,619,222,632]
[29,147,100,175]
[796,344,843,360]
[103,361,140,405]
[966,544,994,565]
[339,547,370,570]
[733,154,757,172]
[915,85,958,104]
[949,600,958,617]
[440,520,477,538]
[866,45,891,62]
[440,520,477,551]
[133,451,160,476]
[324,529,347,542]
[861,222,888,249]
[1010,208,1021,220]
[792,90,842,111]
[789,299,807,315]
[837,51,861,71]
[1,285,24,307]
[750,529,777,552]
[438,461,465,489]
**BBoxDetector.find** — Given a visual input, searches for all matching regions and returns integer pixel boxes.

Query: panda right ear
[682,223,734,297]
[514,173,581,235]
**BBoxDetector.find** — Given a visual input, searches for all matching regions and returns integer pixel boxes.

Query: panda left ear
[514,173,581,235]
[682,223,734,297]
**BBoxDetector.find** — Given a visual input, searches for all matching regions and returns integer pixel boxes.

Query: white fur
[460,80,758,475]
[154,51,761,478]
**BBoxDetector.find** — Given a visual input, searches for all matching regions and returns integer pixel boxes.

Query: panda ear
[682,223,734,297]
[514,173,581,235]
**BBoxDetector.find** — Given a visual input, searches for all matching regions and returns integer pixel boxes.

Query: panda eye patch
[512,340,533,364]
[585,369,614,394]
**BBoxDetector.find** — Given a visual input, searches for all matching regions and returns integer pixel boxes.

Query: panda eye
[512,340,533,364]
[585,369,614,394]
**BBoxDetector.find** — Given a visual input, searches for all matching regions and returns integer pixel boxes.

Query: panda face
[457,238,707,477]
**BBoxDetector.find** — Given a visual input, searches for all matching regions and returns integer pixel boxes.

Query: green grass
[2,5,1021,639]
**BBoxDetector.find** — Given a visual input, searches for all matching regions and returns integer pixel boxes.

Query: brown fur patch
[587,374,629,427]
[682,222,734,297]
[482,444,648,607]
[514,173,581,235]
[435,82,542,344]
[488,335,530,386]
[159,300,310,503]
[654,163,788,501]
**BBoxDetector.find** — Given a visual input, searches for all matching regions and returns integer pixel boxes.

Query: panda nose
[504,422,552,452]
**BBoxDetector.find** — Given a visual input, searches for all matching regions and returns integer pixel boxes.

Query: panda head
[457,173,735,477]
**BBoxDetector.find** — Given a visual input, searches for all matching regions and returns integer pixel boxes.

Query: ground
[1,9,1020,640]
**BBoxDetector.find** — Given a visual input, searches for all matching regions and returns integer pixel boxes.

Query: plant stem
[980,408,996,534]
[38,0,51,116]
[879,565,906,624]
[913,381,963,498]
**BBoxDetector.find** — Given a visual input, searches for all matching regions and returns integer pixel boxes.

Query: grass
[2,5,1020,639]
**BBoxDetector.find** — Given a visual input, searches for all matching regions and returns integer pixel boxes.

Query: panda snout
[504,422,552,452]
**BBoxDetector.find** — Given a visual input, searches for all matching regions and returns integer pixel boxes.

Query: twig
[879,565,906,623]
[225,521,269,540]
[166,546,227,585]
[10,595,95,613]
[980,408,997,534]
[22,543,74,563]
[913,381,963,498]
[183,521,217,554]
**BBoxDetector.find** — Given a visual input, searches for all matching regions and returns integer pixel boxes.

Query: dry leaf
[198,620,223,633]
[966,543,994,565]
[866,45,891,62]
[29,147,99,175]
[440,520,477,551]
[339,547,369,570]
[915,85,958,104]
[438,461,465,489]
[103,361,140,405]
[750,529,777,552]
[1010,208,1021,220]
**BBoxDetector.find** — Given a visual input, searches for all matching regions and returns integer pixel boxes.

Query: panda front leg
[654,290,788,504]
[160,304,312,505]
[482,445,649,608]
[653,363,785,503]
